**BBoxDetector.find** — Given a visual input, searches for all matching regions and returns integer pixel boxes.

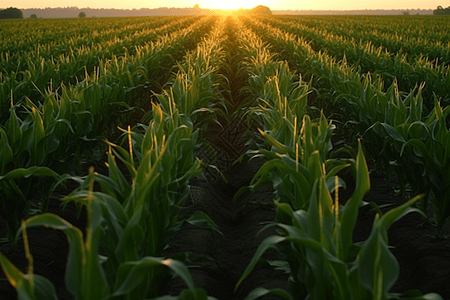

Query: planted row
[243,15,450,237]
[0,16,218,248]
[0,16,209,111]
[272,15,450,64]
[258,15,450,105]
[0,17,231,300]
[232,16,442,300]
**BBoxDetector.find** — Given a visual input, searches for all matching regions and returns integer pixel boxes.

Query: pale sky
[0,0,444,11]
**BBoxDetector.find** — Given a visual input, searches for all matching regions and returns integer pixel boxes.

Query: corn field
[0,14,449,300]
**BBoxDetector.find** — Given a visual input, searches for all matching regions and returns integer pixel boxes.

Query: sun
[202,0,266,10]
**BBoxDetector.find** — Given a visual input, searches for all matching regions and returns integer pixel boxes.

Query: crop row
[272,15,450,64]
[0,16,218,248]
[0,14,448,300]
[241,15,450,237]
[0,16,199,73]
[0,16,229,300]
[228,16,442,300]
[250,15,450,106]
[0,16,188,61]
[0,16,212,113]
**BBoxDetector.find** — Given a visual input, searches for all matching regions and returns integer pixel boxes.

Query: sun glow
[202,0,268,10]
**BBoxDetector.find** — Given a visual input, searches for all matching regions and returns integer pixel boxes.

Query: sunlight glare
[203,0,267,10]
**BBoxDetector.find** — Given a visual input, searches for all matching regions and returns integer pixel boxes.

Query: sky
[0,0,445,11]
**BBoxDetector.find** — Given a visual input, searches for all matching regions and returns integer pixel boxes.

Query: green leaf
[0,252,24,290]
[0,167,59,181]
[358,196,423,299]
[0,251,59,300]
[378,195,424,233]
[112,257,165,296]
[27,274,59,300]
[6,105,22,145]
[339,141,370,261]
[17,213,85,299]
[163,259,197,292]
[0,127,13,172]
[186,210,223,237]
[377,122,406,143]
[235,236,285,291]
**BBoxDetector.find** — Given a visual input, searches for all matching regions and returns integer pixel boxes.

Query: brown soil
[164,157,290,299]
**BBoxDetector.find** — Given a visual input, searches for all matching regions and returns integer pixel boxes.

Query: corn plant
[0,100,62,248]
[243,62,311,132]
[236,142,442,300]
[233,17,442,298]
[1,16,225,296]
[234,22,347,211]
[258,16,450,106]
[154,18,227,131]
[368,96,450,237]
[237,113,348,212]
[0,16,220,249]
[0,98,220,299]
[0,16,209,114]
[241,15,450,241]
[337,80,425,187]
[0,167,215,300]
[0,166,59,249]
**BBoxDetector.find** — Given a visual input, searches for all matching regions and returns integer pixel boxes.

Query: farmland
[0,14,450,300]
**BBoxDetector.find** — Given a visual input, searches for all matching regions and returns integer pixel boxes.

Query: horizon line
[3,6,436,11]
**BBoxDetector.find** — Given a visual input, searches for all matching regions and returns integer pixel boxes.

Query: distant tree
[194,4,200,9]
[30,14,38,19]
[0,7,24,19]
[434,5,450,15]
[78,11,86,18]
[249,5,272,15]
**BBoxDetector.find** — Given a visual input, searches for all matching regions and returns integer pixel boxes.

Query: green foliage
[237,141,441,299]
[1,183,214,300]
[0,17,226,300]
[0,16,219,249]
[154,20,227,130]
[434,5,450,15]
[0,13,448,300]
[368,96,450,237]
[234,17,443,299]
[0,7,23,19]
[242,14,450,240]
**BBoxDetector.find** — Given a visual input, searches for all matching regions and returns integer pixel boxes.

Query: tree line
[0,6,443,19]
